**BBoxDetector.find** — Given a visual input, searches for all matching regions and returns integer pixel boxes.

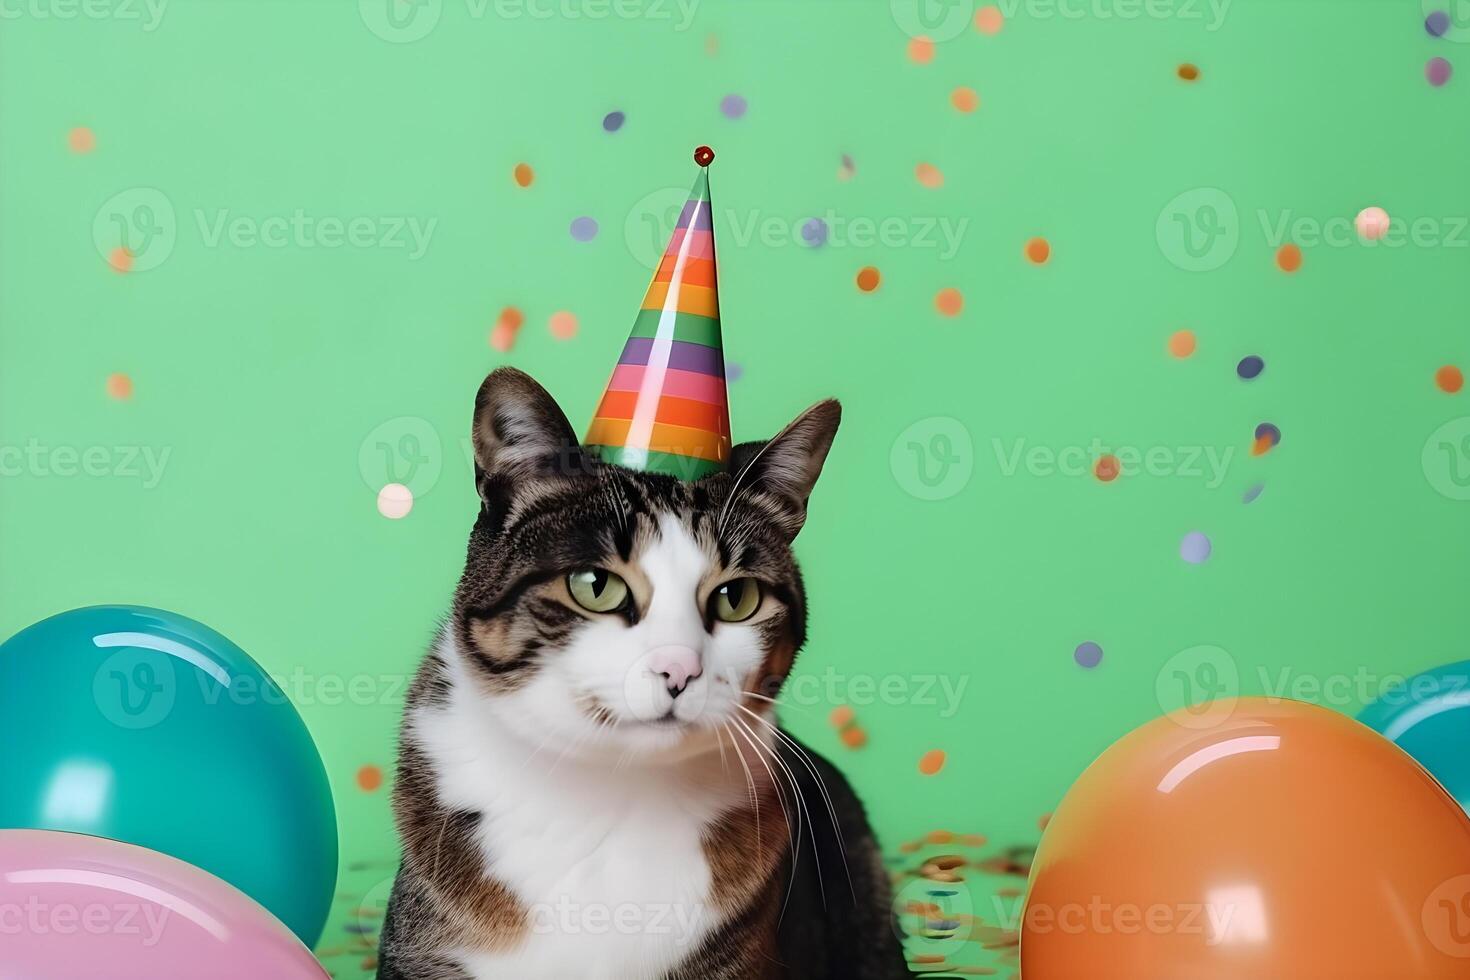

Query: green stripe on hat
[586,445,724,480]
[627,308,723,349]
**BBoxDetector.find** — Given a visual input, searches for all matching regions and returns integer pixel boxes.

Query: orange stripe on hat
[586,417,730,464]
[641,281,719,319]
[654,255,717,288]
[594,390,730,437]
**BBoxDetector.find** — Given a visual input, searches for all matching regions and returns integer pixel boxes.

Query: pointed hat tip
[694,145,715,167]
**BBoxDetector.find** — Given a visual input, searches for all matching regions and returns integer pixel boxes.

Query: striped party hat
[585,146,730,480]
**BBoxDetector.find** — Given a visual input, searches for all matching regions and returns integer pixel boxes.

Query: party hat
[585,146,730,480]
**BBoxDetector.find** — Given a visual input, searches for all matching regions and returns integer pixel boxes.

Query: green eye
[713,578,761,623]
[568,568,630,613]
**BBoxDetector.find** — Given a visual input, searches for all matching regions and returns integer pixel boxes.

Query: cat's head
[444,367,839,763]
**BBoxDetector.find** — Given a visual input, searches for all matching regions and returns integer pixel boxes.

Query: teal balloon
[1359,659,1470,812]
[0,606,338,946]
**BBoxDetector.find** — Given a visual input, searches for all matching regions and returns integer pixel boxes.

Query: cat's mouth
[577,692,698,732]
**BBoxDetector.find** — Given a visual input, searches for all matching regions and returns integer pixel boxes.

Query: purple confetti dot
[801,218,829,248]
[725,362,743,382]
[1427,11,1450,36]
[1180,530,1212,565]
[603,111,625,132]
[570,217,599,242]
[1427,57,1453,87]
[1237,355,1264,380]
[720,94,748,120]
[1074,642,1103,669]
[1242,483,1264,504]
[1254,422,1281,447]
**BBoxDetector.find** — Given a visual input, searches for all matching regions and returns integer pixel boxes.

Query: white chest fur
[411,658,764,980]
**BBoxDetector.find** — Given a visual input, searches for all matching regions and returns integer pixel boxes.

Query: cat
[376,368,909,979]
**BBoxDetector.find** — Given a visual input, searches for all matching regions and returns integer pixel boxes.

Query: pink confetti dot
[377,483,413,519]
[549,311,579,340]
[1355,206,1390,240]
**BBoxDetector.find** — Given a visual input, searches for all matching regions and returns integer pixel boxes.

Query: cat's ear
[727,399,841,539]
[471,368,581,500]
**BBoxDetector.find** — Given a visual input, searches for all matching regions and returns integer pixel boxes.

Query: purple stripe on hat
[618,337,725,377]
[675,200,714,233]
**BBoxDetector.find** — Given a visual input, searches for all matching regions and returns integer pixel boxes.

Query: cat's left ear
[726,399,841,539]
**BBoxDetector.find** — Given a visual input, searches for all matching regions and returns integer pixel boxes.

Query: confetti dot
[1180,530,1212,564]
[356,765,383,792]
[1094,454,1120,482]
[1242,483,1264,504]
[105,372,133,400]
[1074,642,1103,669]
[725,362,744,383]
[801,218,829,248]
[915,162,944,189]
[68,126,96,154]
[570,216,599,242]
[720,94,748,119]
[837,154,856,182]
[107,247,133,273]
[1355,206,1390,240]
[1428,11,1451,36]
[1024,237,1050,264]
[1427,57,1453,86]
[1275,243,1302,273]
[975,5,1003,34]
[934,288,964,317]
[1237,355,1264,380]
[908,36,935,64]
[1437,365,1464,394]
[840,726,868,749]
[919,750,947,775]
[377,483,413,519]
[856,266,882,292]
[1167,329,1196,358]
[548,311,579,340]
[489,306,524,352]
[1177,63,1200,82]
[1254,421,1281,448]
[950,86,980,113]
[829,705,855,728]
[513,163,534,188]
[602,111,625,133]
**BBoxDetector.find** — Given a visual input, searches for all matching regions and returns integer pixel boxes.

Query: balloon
[0,829,329,979]
[1022,698,1470,979]
[1360,659,1470,812]
[0,606,337,946]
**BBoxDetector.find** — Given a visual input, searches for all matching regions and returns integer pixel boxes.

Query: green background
[3,0,1468,974]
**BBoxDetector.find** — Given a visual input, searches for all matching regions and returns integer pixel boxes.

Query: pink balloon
[0,830,328,979]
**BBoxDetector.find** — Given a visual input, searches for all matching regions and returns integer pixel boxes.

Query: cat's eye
[713,578,761,623]
[567,568,630,614]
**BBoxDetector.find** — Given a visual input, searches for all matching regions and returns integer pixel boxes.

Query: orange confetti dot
[105,373,133,400]
[951,87,980,113]
[829,705,855,728]
[548,310,578,340]
[840,726,868,749]
[915,162,944,189]
[908,36,934,64]
[1251,434,1274,457]
[899,840,921,854]
[934,288,964,317]
[1276,243,1302,273]
[1094,454,1120,482]
[919,749,946,775]
[499,306,525,330]
[856,266,882,292]
[926,829,954,844]
[108,247,133,273]
[513,163,534,188]
[704,33,718,56]
[1177,63,1200,82]
[1024,237,1051,264]
[1436,365,1464,394]
[68,127,96,154]
[356,765,383,792]
[975,5,1004,34]
[1168,329,1196,358]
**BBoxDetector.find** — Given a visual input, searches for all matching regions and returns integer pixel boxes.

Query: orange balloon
[1023,698,1470,978]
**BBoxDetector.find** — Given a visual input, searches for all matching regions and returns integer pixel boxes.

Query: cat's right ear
[471,368,581,508]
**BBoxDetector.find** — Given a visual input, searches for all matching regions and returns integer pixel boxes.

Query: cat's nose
[648,646,702,698]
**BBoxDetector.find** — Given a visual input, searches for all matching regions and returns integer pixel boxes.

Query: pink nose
[647,646,702,697]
